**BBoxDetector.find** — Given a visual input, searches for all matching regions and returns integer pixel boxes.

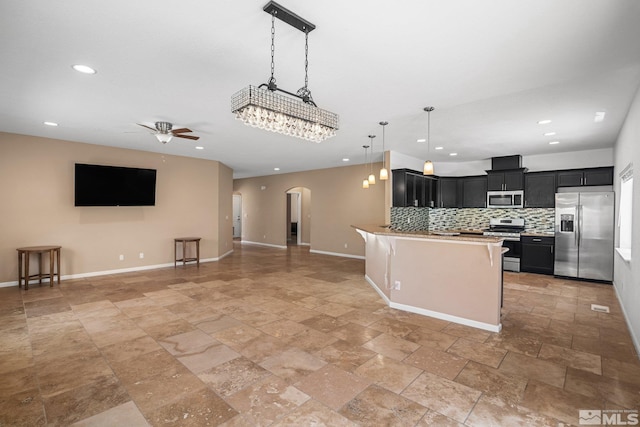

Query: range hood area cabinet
[392,169,438,208]
[487,169,525,191]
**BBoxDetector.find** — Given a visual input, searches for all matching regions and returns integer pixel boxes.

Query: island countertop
[351,224,503,244]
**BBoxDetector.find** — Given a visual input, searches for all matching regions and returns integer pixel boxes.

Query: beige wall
[233,163,385,256]
[0,132,232,284]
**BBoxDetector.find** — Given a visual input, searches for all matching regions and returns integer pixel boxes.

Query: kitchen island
[353,225,505,332]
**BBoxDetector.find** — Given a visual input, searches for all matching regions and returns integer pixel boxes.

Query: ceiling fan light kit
[138,121,200,144]
[231,1,339,143]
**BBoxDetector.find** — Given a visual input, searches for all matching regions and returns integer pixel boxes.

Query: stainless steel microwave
[487,190,524,208]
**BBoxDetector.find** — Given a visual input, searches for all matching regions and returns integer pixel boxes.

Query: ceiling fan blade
[137,123,157,132]
[175,134,200,140]
[171,128,192,134]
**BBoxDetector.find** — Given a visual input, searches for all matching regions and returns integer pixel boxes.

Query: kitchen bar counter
[353,224,505,332]
[356,224,503,243]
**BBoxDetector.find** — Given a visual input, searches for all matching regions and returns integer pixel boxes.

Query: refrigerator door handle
[578,205,583,247]
[574,207,579,247]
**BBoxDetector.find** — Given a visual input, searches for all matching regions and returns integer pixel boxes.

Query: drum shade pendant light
[379,121,389,181]
[368,135,376,185]
[362,145,370,189]
[423,107,435,175]
[230,1,339,143]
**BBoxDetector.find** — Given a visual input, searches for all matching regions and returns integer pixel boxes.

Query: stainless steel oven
[483,218,525,272]
[487,190,524,208]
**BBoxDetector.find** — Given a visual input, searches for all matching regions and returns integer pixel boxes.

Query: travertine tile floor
[1,243,639,426]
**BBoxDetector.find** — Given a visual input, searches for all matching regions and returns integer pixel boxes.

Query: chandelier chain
[297,30,313,103]
[304,31,309,89]
[269,12,276,86]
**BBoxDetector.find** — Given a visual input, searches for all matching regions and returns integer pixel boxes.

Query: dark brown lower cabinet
[521,235,555,275]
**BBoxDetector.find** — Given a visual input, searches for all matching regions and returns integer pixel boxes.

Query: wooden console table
[174,237,200,268]
[17,245,61,290]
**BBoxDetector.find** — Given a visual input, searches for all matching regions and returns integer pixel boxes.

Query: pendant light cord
[379,122,388,168]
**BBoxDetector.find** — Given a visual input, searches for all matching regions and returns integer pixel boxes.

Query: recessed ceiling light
[538,119,552,125]
[594,112,606,123]
[543,132,556,136]
[435,146,443,150]
[449,152,458,156]
[342,158,350,162]
[43,121,58,126]
[417,138,426,143]
[549,141,560,145]
[72,64,97,74]
[274,167,280,171]
[195,146,204,150]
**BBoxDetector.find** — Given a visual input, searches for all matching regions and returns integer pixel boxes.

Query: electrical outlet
[344,243,348,248]
[139,252,144,259]
[119,254,124,261]
[263,235,266,239]
[393,281,401,290]
[407,218,411,223]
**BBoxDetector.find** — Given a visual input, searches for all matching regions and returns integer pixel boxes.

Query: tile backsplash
[391,207,555,234]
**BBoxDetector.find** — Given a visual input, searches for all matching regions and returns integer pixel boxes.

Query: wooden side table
[174,238,201,268]
[17,245,61,290]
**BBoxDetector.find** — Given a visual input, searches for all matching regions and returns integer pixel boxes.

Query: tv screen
[74,163,157,206]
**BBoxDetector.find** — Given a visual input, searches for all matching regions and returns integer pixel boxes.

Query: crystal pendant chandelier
[368,135,376,185]
[362,145,370,189]
[231,1,339,143]
[423,107,435,175]
[379,121,389,180]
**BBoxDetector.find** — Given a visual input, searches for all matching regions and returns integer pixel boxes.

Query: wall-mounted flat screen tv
[74,163,157,206]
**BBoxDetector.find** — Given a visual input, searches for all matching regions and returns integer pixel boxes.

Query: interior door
[554,193,579,278]
[232,194,242,238]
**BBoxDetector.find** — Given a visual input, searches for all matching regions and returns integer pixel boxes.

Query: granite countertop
[521,232,555,237]
[352,224,504,244]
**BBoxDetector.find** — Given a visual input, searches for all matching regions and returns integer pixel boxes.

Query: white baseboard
[0,250,234,288]
[241,240,287,249]
[364,274,501,333]
[613,280,640,360]
[309,249,365,260]
[365,274,391,305]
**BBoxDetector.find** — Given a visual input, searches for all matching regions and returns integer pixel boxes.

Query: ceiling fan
[137,121,200,144]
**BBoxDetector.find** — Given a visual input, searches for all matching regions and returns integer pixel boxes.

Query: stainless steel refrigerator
[554,190,614,282]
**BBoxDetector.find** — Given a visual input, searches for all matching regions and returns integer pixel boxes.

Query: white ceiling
[1,1,640,178]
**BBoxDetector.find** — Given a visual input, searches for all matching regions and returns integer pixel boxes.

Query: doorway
[286,187,310,246]
[232,193,242,240]
[287,192,301,245]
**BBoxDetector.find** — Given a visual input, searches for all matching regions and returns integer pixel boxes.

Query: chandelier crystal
[231,86,338,143]
[231,1,338,143]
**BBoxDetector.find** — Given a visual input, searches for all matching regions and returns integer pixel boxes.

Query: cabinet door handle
[551,246,554,254]
[532,238,542,242]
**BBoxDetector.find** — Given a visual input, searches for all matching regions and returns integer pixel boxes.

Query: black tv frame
[74,163,157,207]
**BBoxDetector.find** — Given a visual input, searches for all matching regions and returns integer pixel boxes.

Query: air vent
[590,304,610,313]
